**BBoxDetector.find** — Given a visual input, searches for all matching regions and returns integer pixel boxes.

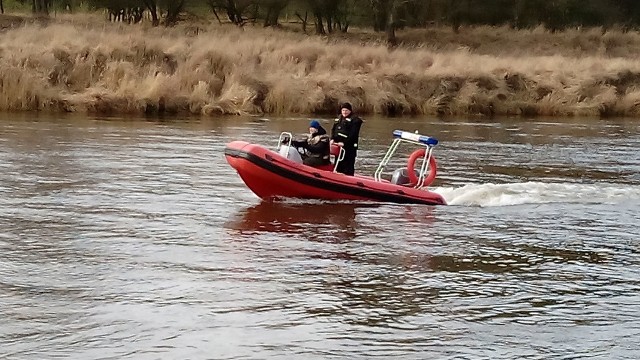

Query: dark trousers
[336,149,357,175]
[303,155,330,167]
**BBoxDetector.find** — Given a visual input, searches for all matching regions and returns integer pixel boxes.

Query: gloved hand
[291,137,307,148]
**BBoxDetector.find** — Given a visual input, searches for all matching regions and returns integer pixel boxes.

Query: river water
[1,113,639,359]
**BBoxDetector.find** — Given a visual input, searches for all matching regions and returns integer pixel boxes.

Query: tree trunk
[314,12,325,34]
[511,0,525,28]
[450,0,461,33]
[264,0,288,27]
[224,0,243,25]
[32,0,49,15]
[295,11,308,33]
[164,0,186,26]
[386,8,397,47]
[211,7,223,25]
[264,8,273,26]
[143,0,159,26]
[371,0,388,32]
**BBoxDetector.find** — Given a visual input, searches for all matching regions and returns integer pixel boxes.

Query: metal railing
[374,130,438,188]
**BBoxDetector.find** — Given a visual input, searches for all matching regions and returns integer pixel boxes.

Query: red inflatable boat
[224,130,447,205]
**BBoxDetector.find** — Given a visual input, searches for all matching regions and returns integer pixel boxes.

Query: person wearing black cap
[331,102,363,175]
[292,119,331,167]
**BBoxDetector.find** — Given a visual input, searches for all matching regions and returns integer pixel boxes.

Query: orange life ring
[407,149,437,187]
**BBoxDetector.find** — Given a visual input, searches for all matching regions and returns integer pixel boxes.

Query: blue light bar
[392,130,438,146]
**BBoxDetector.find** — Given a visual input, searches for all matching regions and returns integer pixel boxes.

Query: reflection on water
[1,114,639,359]
[225,201,362,239]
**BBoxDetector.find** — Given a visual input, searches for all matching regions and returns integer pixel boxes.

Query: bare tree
[263,0,289,27]
[369,0,411,46]
[206,0,257,26]
[141,0,160,26]
[298,0,347,34]
[295,10,308,32]
[164,0,187,26]
[32,0,52,14]
[307,0,325,34]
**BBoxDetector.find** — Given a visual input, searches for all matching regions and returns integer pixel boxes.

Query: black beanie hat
[340,102,353,112]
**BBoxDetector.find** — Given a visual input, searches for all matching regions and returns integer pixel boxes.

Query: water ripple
[1,116,639,359]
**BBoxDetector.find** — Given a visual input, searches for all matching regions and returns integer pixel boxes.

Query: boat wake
[436,181,640,207]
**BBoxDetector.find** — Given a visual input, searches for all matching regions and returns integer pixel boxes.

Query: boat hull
[224,141,446,205]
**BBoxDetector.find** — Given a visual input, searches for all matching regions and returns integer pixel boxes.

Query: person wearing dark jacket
[331,102,363,175]
[292,120,331,167]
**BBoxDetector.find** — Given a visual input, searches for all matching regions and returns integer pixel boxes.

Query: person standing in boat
[331,102,363,176]
[292,120,331,167]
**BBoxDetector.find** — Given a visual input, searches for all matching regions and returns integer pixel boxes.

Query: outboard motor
[391,168,419,185]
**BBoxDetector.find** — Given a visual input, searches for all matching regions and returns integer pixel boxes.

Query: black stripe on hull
[225,147,445,205]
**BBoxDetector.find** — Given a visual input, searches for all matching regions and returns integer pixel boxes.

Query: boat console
[375,130,439,188]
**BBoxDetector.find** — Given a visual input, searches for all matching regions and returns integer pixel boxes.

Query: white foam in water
[435,181,640,207]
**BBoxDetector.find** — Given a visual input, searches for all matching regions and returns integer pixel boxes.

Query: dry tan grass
[3,15,640,117]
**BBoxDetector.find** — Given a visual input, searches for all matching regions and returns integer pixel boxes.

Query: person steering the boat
[291,120,331,167]
[331,102,363,176]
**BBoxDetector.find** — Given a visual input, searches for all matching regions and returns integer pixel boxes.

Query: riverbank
[3,14,640,118]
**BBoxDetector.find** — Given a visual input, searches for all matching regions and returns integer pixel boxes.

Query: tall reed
[2,15,640,117]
